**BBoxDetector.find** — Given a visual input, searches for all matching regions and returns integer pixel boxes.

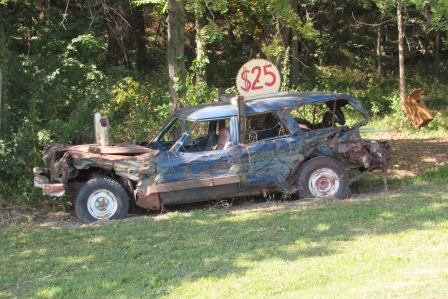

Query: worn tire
[297,157,349,200]
[75,176,129,224]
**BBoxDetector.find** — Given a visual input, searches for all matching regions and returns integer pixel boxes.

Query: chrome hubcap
[308,168,340,197]
[87,189,118,219]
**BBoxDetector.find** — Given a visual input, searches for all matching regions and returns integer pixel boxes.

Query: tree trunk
[376,20,385,79]
[133,5,149,72]
[195,11,207,84]
[423,2,431,64]
[397,0,407,103]
[0,65,2,136]
[104,2,147,70]
[434,30,440,62]
[290,0,300,87]
[167,0,186,114]
[227,21,235,45]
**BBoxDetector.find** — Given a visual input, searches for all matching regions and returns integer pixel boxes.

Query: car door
[239,111,305,190]
[153,116,242,204]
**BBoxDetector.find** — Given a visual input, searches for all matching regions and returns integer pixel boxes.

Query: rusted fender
[33,167,65,197]
[46,143,160,183]
[334,139,391,170]
[136,180,161,210]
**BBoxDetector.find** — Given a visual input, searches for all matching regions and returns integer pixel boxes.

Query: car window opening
[293,101,347,131]
[246,112,289,143]
[170,118,232,152]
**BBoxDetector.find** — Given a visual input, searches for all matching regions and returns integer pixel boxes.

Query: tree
[187,0,208,84]
[374,0,448,101]
[167,0,186,113]
[102,1,148,71]
[397,0,407,103]
[412,0,448,65]
[0,65,3,137]
[185,0,226,84]
[0,24,3,137]
[194,4,207,84]
[289,0,300,86]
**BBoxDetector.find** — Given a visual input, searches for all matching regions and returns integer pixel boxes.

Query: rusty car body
[34,92,391,223]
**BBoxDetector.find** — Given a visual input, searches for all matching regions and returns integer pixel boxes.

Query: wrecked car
[34,92,391,223]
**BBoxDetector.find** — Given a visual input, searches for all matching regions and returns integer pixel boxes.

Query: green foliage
[184,74,217,106]
[66,34,106,65]
[0,114,45,203]
[104,76,171,142]
[0,3,123,202]
[280,47,291,91]
[198,19,223,44]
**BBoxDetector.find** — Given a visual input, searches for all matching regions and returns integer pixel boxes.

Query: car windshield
[152,117,233,152]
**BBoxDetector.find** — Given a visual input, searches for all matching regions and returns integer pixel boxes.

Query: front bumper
[33,167,65,197]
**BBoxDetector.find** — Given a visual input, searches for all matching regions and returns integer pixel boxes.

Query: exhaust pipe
[94,112,110,146]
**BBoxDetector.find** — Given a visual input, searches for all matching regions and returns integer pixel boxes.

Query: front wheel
[75,177,129,224]
[297,157,349,200]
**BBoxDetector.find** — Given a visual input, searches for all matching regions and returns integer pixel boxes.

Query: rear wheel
[297,157,349,199]
[75,176,129,224]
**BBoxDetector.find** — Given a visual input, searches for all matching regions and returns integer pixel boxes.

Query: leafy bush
[103,76,171,142]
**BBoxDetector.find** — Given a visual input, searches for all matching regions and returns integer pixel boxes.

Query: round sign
[236,59,281,97]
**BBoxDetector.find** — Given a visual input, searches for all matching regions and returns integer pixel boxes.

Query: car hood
[43,143,160,182]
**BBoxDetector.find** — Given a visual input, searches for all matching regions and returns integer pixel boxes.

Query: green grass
[1,184,448,298]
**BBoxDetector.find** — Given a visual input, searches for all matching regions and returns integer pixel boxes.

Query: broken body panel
[34,92,391,214]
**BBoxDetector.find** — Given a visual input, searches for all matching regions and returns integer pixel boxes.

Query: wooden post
[94,112,101,144]
[237,96,246,144]
[218,91,247,144]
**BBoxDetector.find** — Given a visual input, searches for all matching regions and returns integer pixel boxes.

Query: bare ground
[382,132,448,179]
[1,132,447,228]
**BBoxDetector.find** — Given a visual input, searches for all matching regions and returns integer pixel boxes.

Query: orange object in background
[402,89,434,128]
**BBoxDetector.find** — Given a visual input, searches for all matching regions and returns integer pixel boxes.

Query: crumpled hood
[43,142,160,182]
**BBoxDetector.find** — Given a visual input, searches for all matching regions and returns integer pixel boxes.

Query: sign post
[237,96,246,143]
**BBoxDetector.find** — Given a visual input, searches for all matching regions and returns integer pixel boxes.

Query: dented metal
[33,167,66,197]
[34,92,391,212]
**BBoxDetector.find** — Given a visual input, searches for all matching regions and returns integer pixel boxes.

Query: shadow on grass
[1,185,448,297]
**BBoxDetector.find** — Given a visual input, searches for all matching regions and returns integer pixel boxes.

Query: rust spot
[43,183,65,197]
[137,187,161,210]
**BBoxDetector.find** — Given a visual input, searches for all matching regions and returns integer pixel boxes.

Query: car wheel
[75,176,129,224]
[297,157,349,199]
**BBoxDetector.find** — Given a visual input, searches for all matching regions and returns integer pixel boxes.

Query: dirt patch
[2,132,447,228]
[378,132,448,179]
[0,206,79,229]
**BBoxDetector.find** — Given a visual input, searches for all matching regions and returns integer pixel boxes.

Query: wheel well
[288,153,332,188]
[67,168,137,203]
[73,167,113,182]
[296,156,349,199]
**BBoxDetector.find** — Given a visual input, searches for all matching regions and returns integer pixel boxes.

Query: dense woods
[0,0,447,203]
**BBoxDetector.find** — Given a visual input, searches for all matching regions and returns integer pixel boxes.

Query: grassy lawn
[1,184,448,298]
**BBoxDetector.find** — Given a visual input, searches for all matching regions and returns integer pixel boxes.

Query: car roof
[175,91,363,120]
